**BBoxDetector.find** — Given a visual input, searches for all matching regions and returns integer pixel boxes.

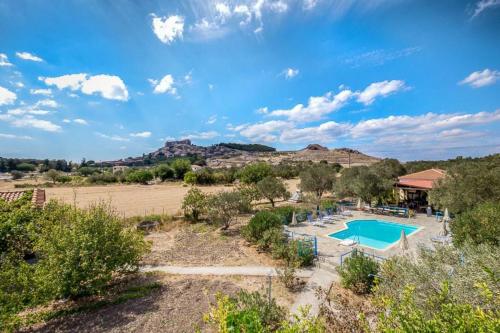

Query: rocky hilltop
[107,140,379,167]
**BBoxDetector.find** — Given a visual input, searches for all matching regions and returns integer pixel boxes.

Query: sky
[0,0,499,162]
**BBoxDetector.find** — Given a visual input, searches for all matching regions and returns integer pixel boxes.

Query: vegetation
[299,163,336,201]
[243,211,282,243]
[153,164,174,181]
[0,157,72,173]
[0,197,149,331]
[429,161,500,213]
[207,190,251,230]
[238,162,272,184]
[256,176,289,207]
[171,158,192,179]
[373,244,500,331]
[450,201,499,246]
[404,153,499,174]
[181,187,207,222]
[337,249,379,294]
[10,170,24,180]
[125,169,154,184]
[218,142,276,152]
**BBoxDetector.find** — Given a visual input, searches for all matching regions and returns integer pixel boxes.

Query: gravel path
[141,265,315,278]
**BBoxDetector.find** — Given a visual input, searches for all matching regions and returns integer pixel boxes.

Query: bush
[256,176,289,207]
[337,249,379,294]
[450,201,499,247]
[125,169,154,184]
[87,173,118,184]
[243,211,282,243]
[14,163,36,172]
[272,206,295,225]
[171,158,191,179]
[35,202,149,299]
[182,187,207,221]
[183,171,197,185]
[10,170,24,180]
[77,166,98,177]
[153,164,174,181]
[207,191,251,230]
[238,162,272,184]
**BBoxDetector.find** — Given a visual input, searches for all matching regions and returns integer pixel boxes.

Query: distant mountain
[107,140,380,168]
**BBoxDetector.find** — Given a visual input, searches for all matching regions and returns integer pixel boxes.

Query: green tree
[171,158,191,179]
[182,187,207,221]
[299,164,335,200]
[44,169,60,184]
[243,211,282,243]
[238,162,272,184]
[77,166,98,177]
[337,249,379,294]
[35,202,149,299]
[183,171,197,184]
[125,169,154,184]
[153,164,174,181]
[207,191,250,230]
[14,163,36,172]
[256,176,289,207]
[10,170,24,180]
[429,162,500,213]
[451,201,499,247]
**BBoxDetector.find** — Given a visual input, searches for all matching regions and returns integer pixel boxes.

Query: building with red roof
[396,169,446,210]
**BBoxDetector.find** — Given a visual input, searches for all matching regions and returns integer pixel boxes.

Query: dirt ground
[0,179,300,217]
[22,274,298,333]
[142,219,280,267]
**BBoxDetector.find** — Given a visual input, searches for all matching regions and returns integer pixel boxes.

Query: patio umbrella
[400,230,409,251]
[290,211,298,226]
[443,208,450,222]
[356,198,362,210]
[439,217,449,236]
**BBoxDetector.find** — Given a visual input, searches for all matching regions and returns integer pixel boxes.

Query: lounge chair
[431,235,452,245]
[307,213,326,227]
[339,239,357,246]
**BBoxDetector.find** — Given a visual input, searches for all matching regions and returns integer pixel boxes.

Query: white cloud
[269,89,353,122]
[40,74,128,101]
[181,131,219,140]
[151,14,184,44]
[207,115,217,124]
[208,84,215,90]
[0,53,13,66]
[130,131,152,138]
[0,86,17,105]
[35,99,58,108]
[40,73,87,90]
[151,74,177,95]
[471,0,500,18]
[234,5,252,25]
[269,0,288,13]
[80,75,129,101]
[30,88,52,96]
[256,106,269,114]
[190,18,229,40]
[236,120,292,142]
[95,132,130,142]
[279,121,350,143]
[0,133,33,140]
[62,119,71,123]
[13,82,24,88]
[6,108,50,116]
[459,69,499,88]
[16,51,43,62]
[283,67,299,79]
[356,80,407,105]
[303,0,318,10]
[216,3,232,19]
[343,47,421,68]
[0,114,61,132]
[73,118,88,125]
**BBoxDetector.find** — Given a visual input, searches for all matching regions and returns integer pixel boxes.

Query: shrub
[243,211,282,243]
[125,169,154,184]
[171,158,191,179]
[274,239,315,268]
[272,206,295,225]
[256,176,289,207]
[450,201,499,247]
[35,202,149,299]
[10,170,24,180]
[44,169,60,184]
[14,163,36,172]
[337,249,379,294]
[87,173,118,184]
[238,162,272,184]
[207,191,251,230]
[182,187,207,221]
[153,164,174,181]
[77,166,98,177]
[183,171,197,185]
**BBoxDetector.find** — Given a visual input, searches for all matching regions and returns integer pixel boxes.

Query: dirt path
[141,265,315,278]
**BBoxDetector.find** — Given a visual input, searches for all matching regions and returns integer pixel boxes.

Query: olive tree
[238,162,272,184]
[44,169,60,184]
[299,164,335,200]
[182,187,207,221]
[207,191,251,230]
[171,158,191,180]
[256,176,289,207]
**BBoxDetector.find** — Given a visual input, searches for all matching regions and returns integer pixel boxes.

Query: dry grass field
[0,179,301,217]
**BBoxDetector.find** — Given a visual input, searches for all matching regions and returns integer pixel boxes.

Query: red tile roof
[397,168,446,190]
[0,188,45,207]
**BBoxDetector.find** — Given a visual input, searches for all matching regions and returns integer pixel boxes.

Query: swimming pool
[328,219,420,250]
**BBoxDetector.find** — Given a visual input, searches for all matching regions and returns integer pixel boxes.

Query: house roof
[397,168,446,190]
[0,188,45,208]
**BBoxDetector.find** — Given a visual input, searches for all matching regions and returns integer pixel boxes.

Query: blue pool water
[328,220,419,250]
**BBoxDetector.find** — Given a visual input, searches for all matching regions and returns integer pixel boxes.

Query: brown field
[0,179,300,217]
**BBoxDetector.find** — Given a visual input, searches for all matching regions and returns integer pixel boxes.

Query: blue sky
[0,0,499,162]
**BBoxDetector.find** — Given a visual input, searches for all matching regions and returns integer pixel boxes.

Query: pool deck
[287,211,444,265]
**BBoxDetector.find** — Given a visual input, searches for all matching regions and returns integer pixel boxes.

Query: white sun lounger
[339,239,357,246]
